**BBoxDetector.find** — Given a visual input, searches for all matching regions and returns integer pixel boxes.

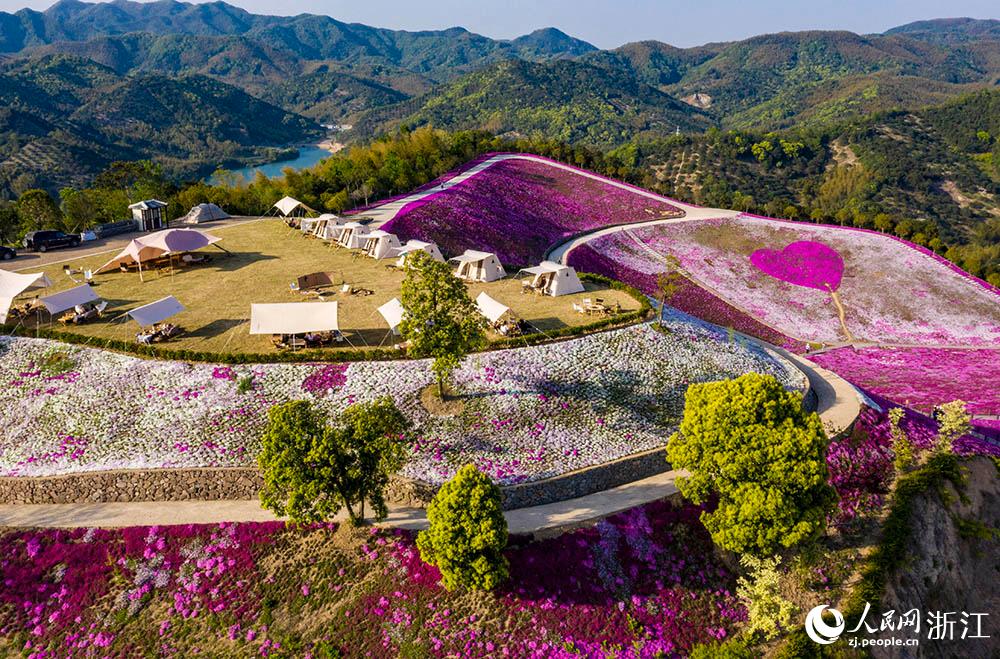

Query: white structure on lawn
[249,301,339,335]
[127,296,185,327]
[377,297,406,336]
[475,291,513,324]
[181,203,229,224]
[395,240,444,267]
[363,230,402,259]
[0,269,52,323]
[337,222,370,249]
[129,200,168,232]
[519,261,586,296]
[449,250,506,282]
[269,196,316,218]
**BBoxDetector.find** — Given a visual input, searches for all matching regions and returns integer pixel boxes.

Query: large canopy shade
[377,298,406,332]
[270,196,316,217]
[96,229,222,273]
[0,270,53,323]
[475,292,511,323]
[36,284,100,316]
[128,296,185,327]
[249,302,339,335]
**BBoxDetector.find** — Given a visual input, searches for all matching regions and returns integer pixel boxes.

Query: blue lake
[209,146,330,183]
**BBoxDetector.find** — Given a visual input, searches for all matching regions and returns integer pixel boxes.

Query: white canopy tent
[269,196,316,218]
[377,297,406,335]
[127,296,185,327]
[249,302,339,335]
[36,284,101,317]
[395,240,444,267]
[337,222,370,249]
[363,230,402,259]
[181,203,229,224]
[518,261,586,296]
[449,250,506,282]
[96,228,223,278]
[475,292,512,323]
[0,270,52,323]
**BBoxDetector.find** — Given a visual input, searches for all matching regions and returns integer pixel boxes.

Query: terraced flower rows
[380,156,683,265]
[0,311,803,485]
[572,215,1000,347]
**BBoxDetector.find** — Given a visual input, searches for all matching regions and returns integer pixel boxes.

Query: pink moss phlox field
[0,502,744,657]
[567,242,807,352]
[811,347,1000,416]
[581,215,1000,345]
[381,157,682,265]
[750,240,844,292]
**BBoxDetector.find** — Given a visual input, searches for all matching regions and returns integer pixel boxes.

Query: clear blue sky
[2,0,998,49]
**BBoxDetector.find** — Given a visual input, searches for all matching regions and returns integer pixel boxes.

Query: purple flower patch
[750,240,844,291]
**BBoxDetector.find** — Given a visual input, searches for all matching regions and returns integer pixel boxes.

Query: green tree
[655,256,684,327]
[887,407,914,473]
[417,464,509,591]
[399,251,486,398]
[16,189,62,234]
[666,373,835,556]
[258,398,409,524]
[59,188,97,234]
[0,202,19,245]
[935,400,971,453]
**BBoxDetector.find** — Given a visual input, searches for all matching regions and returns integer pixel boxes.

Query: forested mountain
[885,18,1000,44]
[0,54,319,195]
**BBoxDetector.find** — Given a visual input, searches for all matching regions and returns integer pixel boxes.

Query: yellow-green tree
[417,464,508,591]
[666,373,835,556]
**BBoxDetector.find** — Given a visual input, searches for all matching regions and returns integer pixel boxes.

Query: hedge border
[1,273,651,365]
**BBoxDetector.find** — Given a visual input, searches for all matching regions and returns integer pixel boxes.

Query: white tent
[36,284,101,316]
[377,297,406,335]
[0,270,52,323]
[269,196,316,218]
[475,292,512,323]
[337,222,370,249]
[181,203,229,224]
[96,228,223,275]
[300,217,320,233]
[249,302,339,335]
[363,230,402,259]
[312,214,345,241]
[128,296,185,327]
[518,261,586,296]
[395,240,444,267]
[449,250,506,282]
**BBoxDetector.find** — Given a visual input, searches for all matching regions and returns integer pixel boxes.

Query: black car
[22,230,81,253]
[0,246,15,260]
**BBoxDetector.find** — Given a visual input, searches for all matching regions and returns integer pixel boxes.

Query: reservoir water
[209,146,330,183]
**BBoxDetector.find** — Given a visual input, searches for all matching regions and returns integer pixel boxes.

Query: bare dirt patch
[419,383,466,417]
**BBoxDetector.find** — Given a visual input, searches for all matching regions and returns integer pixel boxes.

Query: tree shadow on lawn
[187,318,247,340]
[207,252,278,272]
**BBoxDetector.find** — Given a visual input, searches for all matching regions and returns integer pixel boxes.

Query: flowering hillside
[0,314,802,485]
[572,215,1000,346]
[380,156,683,265]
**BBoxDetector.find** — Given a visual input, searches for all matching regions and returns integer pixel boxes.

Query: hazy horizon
[0,0,996,49]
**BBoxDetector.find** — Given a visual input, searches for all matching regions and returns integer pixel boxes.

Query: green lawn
[19,219,639,354]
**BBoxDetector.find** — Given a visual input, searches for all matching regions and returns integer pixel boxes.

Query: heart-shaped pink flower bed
[750,241,845,292]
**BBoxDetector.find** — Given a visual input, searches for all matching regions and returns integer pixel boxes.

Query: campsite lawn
[18,219,639,354]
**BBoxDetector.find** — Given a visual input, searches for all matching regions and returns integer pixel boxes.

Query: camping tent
[518,261,586,296]
[181,203,229,224]
[269,196,316,218]
[249,302,339,335]
[475,292,512,323]
[337,222,370,249]
[0,270,52,323]
[363,230,402,259]
[449,250,506,282]
[312,214,345,240]
[395,240,444,267]
[127,296,184,327]
[377,297,406,335]
[96,228,222,276]
[36,284,101,317]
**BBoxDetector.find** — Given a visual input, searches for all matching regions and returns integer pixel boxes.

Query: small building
[395,240,445,267]
[363,230,402,259]
[518,261,586,296]
[129,200,168,232]
[449,250,506,282]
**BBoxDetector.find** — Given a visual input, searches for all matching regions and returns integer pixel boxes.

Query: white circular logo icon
[805,605,845,645]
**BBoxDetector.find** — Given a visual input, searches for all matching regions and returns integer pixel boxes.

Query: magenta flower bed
[811,347,1000,416]
[381,157,682,265]
[0,501,742,657]
[568,243,807,352]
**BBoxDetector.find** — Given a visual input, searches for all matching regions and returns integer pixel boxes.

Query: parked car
[22,230,81,252]
[0,245,16,260]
